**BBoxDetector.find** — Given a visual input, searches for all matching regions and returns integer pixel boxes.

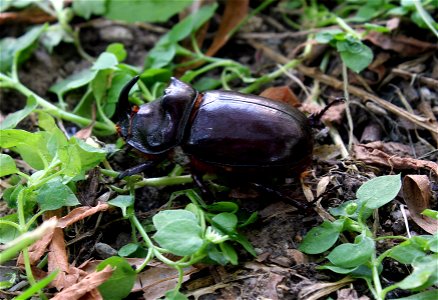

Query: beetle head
[117,77,197,154]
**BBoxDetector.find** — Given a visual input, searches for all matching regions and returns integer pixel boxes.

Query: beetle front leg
[191,172,215,200]
[117,161,160,179]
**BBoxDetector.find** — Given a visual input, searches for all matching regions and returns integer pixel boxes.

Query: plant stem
[336,17,361,39]
[0,73,115,133]
[239,59,302,94]
[342,62,354,151]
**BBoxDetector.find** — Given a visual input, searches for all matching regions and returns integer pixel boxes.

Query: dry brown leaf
[141,264,199,299]
[205,0,249,57]
[353,142,438,175]
[316,176,332,197]
[259,86,301,106]
[264,272,285,300]
[365,32,438,56]
[0,6,56,25]
[403,175,438,234]
[57,202,109,228]
[301,102,345,123]
[51,265,113,300]
[49,227,83,290]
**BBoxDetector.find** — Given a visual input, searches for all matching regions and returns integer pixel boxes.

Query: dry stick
[247,40,438,135]
[391,68,438,90]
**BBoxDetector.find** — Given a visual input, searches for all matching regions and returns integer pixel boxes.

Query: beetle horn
[117,75,140,121]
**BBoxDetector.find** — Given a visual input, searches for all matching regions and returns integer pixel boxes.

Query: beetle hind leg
[250,182,311,211]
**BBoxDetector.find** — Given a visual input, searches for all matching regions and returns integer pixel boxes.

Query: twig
[391,68,438,90]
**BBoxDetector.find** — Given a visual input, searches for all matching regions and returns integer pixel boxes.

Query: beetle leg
[192,172,215,200]
[117,161,159,179]
[250,183,311,211]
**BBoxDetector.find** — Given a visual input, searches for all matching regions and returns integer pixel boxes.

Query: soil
[1,3,437,300]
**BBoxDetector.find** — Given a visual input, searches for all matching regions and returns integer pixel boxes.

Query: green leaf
[327,235,374,268]
[140,68,172,88]
[206,202,239,213]
[397,254,438,291]
[356,174,401,209]
[0,129,53,170]
[145,3,218,69]
[164,289,189,300]
[207,244,229,265]
[299,219,345,254]
[394,290,438,300]
[152,210,199,231]
[92,52,119,71]
[58,143,81,177]
[212,212,238,234]
[427,234,438,252]
[315,29,343,43]
[41,24,69,53]
[106,43,127,62]
[0,24,46,73]
[108,195,134,217]
[105,0,193,23]
[0,214,20,243]
[422,209,438,220]
[0,96,37,130]
[0,129,38,148]
[319,264,359,274]
[337,39,374,73]
[329,199,373,221]
[118,243,148,258]
[50,69,97,100]
[219,242,238,265]
[233,232,256,256]
[70,138,106,171]
[72,0,105,19]
[105,72,134,117]
[153,219,203,256]
[97,257,136,300]
[387,239,428,264]
[36,179,80,211]
[0,154,18,176]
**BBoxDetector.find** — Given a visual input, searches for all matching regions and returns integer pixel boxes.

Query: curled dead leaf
[57,202,109,228]
[353,142,438,175]
[259,86,301,107]
[403,175,438,234]
[51,265,113,300]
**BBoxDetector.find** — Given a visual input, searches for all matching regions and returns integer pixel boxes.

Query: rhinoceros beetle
[116,76,337,207]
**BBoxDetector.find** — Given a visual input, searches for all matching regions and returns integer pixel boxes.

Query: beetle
[117,76,315,179]
[116,77,341,208]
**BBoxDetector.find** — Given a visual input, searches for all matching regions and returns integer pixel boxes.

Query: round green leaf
[0,154,17,177]
[299,219,345,254]
[327,236,374,268]
[212,212,237,234]
[357,174,401,209]
[152,210,198,231]
[36,179,79,211]
[153,219,203,256]
[97,257,136,300]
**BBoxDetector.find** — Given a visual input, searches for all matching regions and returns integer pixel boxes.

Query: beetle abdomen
[184,91,313,170]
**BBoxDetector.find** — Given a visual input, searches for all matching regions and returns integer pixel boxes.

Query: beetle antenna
[117,75,140,120]
[308,97,344,128]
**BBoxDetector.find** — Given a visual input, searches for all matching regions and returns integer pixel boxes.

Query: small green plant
[103,189,257,299]
[299,174,438,300]
[0,113,107,294]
